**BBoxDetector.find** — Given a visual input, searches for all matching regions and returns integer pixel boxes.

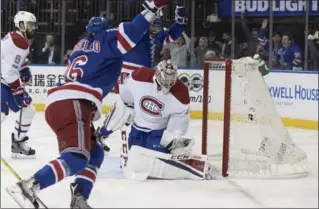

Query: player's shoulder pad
[170,79,190,105]
[10,31,28,50]
[131,67,155,83]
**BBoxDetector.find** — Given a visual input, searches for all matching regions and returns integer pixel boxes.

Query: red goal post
[201,57,308,178]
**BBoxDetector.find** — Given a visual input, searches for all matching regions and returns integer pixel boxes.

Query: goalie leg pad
[126,146,211,180]
[103,97,135,133]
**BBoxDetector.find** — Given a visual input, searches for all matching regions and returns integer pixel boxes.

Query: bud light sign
[219,0,319,17]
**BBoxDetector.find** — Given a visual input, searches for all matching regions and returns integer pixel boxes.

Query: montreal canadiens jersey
[1,30,29,88]
[46,13,153,121]
[119,67,190,134]
[122,23,184,73]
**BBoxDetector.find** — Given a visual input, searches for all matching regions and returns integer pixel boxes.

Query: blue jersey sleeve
[291,44,302,68]
[101,13,151,56]
[155,23,185,46]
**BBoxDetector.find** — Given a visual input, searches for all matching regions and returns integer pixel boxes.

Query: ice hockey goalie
[98,59,214,180]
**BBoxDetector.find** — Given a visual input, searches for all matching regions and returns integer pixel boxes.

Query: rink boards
[26,65,318,130]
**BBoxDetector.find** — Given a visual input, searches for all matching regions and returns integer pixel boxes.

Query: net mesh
[204,57,308,178]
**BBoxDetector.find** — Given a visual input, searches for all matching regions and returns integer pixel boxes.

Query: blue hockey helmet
[150,17,163,38]
[86,17,111,34]
[152,17,163,26]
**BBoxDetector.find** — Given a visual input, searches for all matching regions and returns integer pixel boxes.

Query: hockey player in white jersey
[1,11,37,158]
[98,59,214,180]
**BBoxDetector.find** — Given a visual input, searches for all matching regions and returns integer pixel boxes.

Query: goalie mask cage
[201,57,308,178]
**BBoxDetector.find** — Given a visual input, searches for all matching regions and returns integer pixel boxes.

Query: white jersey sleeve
[1,31,29,87]
[119,74,135,106]
[166,106,190,135]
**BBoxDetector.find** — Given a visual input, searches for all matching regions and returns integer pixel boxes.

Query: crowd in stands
[1,0,318,71]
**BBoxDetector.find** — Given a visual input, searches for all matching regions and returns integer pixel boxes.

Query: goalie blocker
[97,60,215,180]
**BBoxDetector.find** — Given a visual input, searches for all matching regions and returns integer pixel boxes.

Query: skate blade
[11,153,36,159]
[6,185,39,209]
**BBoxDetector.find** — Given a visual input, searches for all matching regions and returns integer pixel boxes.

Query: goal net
[201,57,308,178]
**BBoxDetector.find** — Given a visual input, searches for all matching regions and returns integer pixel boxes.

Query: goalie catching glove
[160,130,195,154]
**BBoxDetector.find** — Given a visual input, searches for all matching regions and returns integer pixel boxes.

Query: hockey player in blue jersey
[6,1,170,208]
[118,5,187,86]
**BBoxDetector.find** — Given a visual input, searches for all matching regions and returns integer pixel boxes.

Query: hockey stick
[120,130,149,181]
[17,83,26,139]
[1,157,48,208]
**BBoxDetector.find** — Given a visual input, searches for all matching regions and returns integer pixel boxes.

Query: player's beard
[25,30,35,39]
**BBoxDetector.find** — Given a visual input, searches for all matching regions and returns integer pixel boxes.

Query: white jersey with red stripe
[1,30,29,89]
[45,11,157,121]
[119,67,190,134]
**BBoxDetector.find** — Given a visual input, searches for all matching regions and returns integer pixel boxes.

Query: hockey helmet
[150,17,163,38]
[14,11,37,32]
[155,59,178,93]
[86,17,111,34]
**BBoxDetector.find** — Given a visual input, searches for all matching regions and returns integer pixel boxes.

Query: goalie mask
[154,59,178,94]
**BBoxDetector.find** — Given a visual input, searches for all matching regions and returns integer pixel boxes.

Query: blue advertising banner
[218,0,319,17]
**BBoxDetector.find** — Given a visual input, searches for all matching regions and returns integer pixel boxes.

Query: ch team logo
[140,96,164,117]
[178,73,203,92]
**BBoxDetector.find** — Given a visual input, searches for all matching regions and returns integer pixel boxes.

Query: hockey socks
[74,144,104,199]
[34,152,87,190]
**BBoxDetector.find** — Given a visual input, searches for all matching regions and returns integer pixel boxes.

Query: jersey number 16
[65,55,88,82]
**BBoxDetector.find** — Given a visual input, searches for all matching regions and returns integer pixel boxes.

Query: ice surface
[1,113,318,208]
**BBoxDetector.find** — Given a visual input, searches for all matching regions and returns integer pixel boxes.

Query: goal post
[201,57,308,178]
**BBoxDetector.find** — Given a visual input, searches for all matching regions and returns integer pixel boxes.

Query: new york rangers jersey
[258,28,302,69]
[277,44,302,69]
[119,67,190,134]
[46,13,154,121]
[1,30,29,88]
[122,23,184,73]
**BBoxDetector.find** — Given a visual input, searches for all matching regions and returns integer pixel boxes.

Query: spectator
[168,32,191,67]
[205,50,217,59]
[27,38,40,64]
[39,34,61,64]
[220,31,238,59]
[241,12,259,57]
[307,30,319,70]
[258,19,282,68]
[194,37,209,67]
[207,31,222,55]
[277,34,302,70]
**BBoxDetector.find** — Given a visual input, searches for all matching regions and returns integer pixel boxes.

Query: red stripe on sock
[50,160,64,182]
[78,168,96,182]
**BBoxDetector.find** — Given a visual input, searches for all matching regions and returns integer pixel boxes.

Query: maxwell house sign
[218,0,319,17]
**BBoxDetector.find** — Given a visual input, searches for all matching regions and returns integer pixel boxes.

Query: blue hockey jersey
[46,13,153,121]
[258,28,283,60]
[277,44,302,70]
[121,23,184,72]
[258,28,302,69]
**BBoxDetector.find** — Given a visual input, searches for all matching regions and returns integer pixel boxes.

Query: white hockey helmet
[155,59,178,93]
[14,11,37,31]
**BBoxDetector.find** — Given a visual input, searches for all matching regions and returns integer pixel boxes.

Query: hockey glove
[142,0,169,14]
[11,87,32,108]
[96,126,112,145]
[175,6,188,25]
[168,136,194,154]
[20,65,32,83]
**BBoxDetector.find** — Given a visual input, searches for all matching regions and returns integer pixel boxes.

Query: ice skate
[6,176,40,209]
[11,133,36,159]
[70,183,92,209]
